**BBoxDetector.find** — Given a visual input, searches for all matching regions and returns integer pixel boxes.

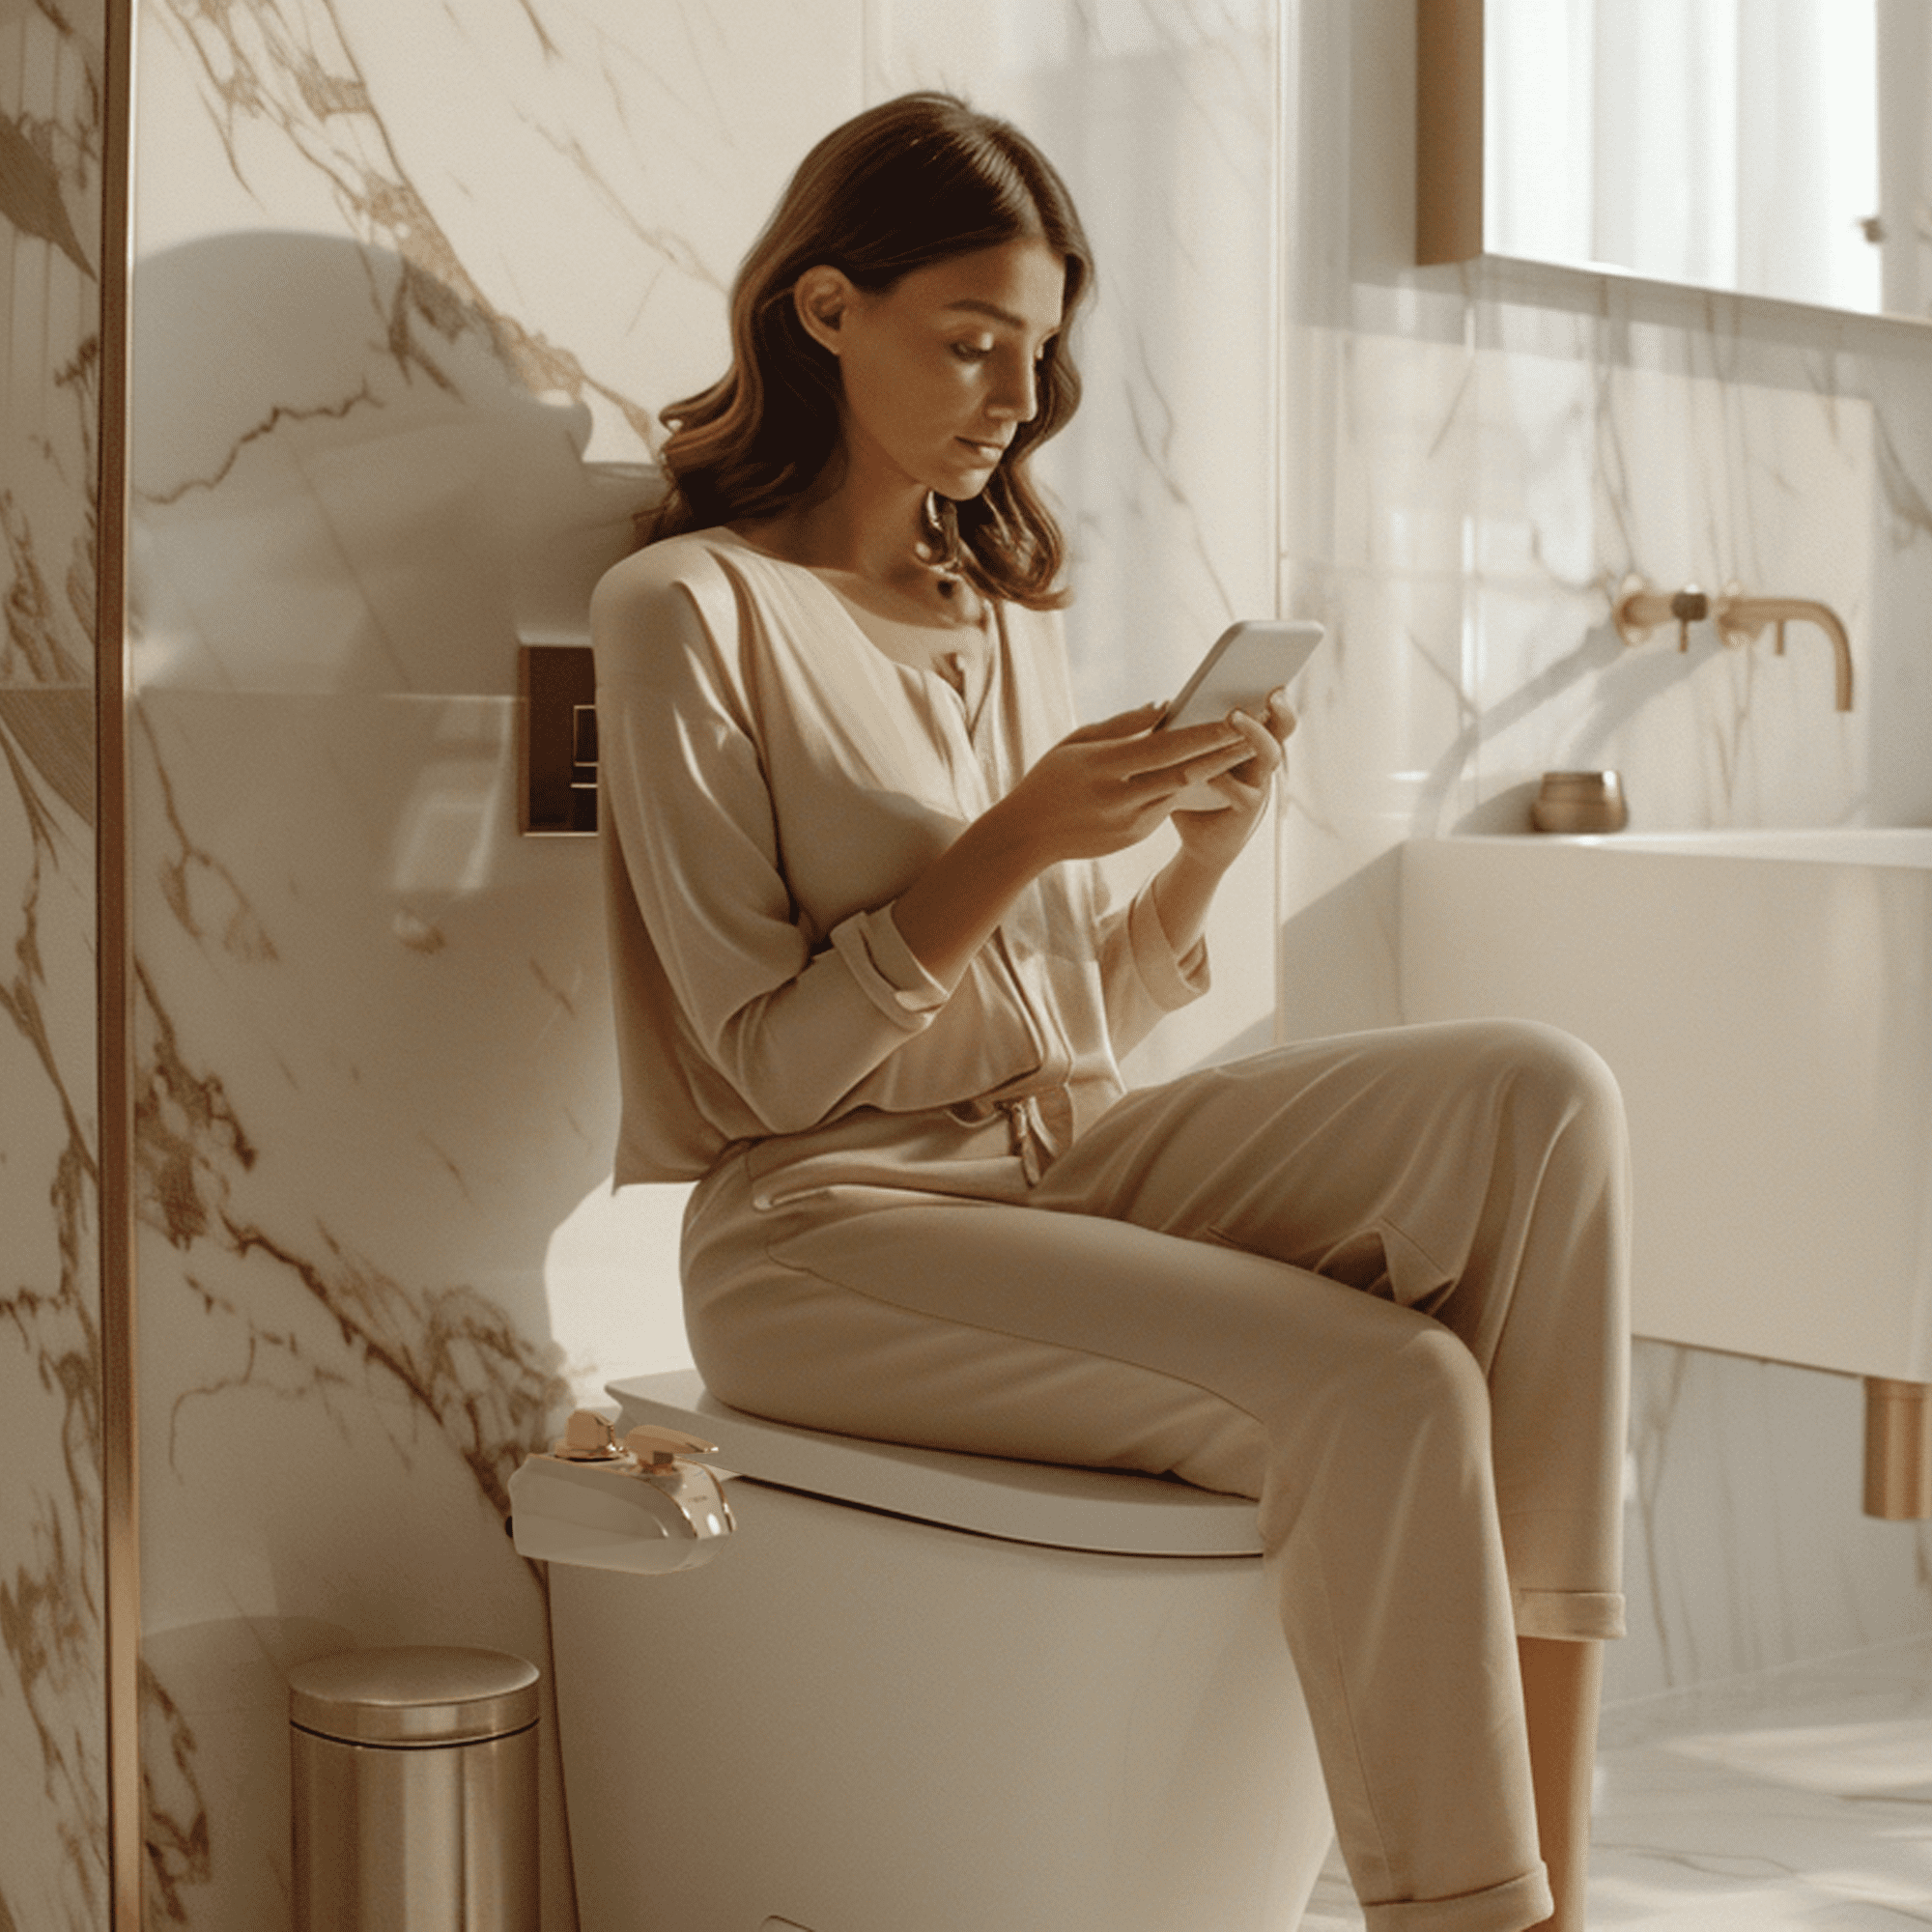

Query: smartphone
[1156,619,1323,810]
[1158,619,1324,732]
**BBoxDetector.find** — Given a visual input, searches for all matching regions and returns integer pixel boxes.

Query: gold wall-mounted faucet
[1611,575,1854,710]
[1711,588,1854,712]
[1612,576,1709,652]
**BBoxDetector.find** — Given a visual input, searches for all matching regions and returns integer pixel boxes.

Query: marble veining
[0,473,111,1932]
[142,0,659,451]
[0,91,94,274]
[100,0,1932,1926]
[4,492,97,686]
[122,5,1295,1921]
[0,0,109,1926]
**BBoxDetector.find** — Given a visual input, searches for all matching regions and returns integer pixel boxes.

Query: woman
[591,92,1628,1932]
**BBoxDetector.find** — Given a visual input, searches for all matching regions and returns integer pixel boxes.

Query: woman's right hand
[893,703,1250,985]
[992,702,1253,867]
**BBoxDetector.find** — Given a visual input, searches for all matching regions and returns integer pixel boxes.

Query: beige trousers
[681,1020,1631,1932]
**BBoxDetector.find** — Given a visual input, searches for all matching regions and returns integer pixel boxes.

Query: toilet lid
[606,1370,1264,1558]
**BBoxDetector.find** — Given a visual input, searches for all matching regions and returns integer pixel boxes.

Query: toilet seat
[608,1369,1263,1557]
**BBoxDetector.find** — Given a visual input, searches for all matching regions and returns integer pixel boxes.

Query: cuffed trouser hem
[1513,1586,1626,1640]
[1363,1864,1554,1932]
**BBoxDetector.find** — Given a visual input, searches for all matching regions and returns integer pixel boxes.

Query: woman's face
[802,237,1066,503]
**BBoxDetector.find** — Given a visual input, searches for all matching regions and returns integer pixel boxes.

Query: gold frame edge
[98,0,139,1924]
[1415,0,1485,266]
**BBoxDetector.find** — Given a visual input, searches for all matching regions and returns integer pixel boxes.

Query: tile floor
[1300,1634,1932,1929]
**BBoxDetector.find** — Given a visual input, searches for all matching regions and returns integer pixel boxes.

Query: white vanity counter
[1400,831,1932,1380]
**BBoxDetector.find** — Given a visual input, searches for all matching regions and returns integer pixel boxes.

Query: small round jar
[1530,771,1628,834]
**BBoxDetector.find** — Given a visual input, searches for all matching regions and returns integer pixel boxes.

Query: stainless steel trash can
[290,1646,540,1931]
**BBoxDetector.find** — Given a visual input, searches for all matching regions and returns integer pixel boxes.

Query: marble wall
[1282,0,1932,1705]
[127,2,1279,1925]
[1277,3,1903,1044]
[0,2,110,1927]
[116,0,1932,1925]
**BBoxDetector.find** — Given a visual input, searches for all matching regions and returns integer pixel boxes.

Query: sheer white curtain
[1485,0,1597,266]
[1733,0,1877,309]
[1486,0,1880,312]
[1877,0,1932,317]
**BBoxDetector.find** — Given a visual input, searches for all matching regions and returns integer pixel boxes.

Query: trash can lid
[288,1646,540,1747]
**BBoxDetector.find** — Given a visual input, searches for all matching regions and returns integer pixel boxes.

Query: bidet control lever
[623,1423,720,1468]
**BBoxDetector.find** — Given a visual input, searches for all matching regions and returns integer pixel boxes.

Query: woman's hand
[1150,690,1296,959]
[892,702,1255,984]
[989,701,1260,868]
[1168,688,1297,872]
[893,696,1292,986]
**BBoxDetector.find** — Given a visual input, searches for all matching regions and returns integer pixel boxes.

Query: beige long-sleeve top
[590,526,1209,1187]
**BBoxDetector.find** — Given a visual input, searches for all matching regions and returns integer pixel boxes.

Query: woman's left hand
[1168,688,1297,870]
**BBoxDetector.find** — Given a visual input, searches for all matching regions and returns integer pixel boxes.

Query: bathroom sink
[1399,831,1932,1381]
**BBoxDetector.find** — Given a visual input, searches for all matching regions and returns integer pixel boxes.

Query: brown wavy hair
[637,93,1093,610]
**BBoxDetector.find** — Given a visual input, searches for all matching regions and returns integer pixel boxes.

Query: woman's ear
[793,266,854,355]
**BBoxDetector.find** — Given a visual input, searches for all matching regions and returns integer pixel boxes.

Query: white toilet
[540,1367,1334,1932]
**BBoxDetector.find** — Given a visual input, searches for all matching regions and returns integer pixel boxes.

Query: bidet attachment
[509,1409,737,1575]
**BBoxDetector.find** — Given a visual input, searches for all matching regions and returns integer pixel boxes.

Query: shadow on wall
[1274,848,1406,1046]
[126,233,658,1925]
[129,230,644,691]
[127,225,649,1463]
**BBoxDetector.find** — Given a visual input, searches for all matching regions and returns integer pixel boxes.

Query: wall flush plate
[520,642,597,835]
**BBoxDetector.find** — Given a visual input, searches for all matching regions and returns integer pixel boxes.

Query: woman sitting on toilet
[591,91,1628,1932]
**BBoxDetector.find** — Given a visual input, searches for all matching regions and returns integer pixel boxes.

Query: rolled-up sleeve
[830,906,951,1022]
[1092,875,1211,1058]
